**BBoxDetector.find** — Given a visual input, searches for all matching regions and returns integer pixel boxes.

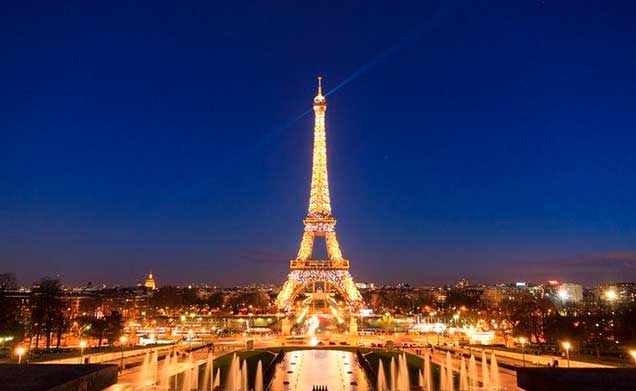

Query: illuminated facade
[276,78,362,311]
[144,272,156,290]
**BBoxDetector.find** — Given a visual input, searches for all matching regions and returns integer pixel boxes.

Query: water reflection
[270,350,371,391]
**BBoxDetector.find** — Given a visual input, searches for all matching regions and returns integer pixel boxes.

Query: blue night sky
[2,1,636,287]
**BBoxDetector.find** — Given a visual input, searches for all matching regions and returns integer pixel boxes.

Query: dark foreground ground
[0,364,117,391]
[517,367,636,391]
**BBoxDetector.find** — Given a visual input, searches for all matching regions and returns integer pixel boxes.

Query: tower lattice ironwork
[275,78,362,311]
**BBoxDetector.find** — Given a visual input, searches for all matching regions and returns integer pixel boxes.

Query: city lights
[519,337,527,367]
[562,341,572,368]
[3,5,636,391]
[118,336,128,371]
[275,79,362,311]
[79,340,88,364]
[14,346,26,364]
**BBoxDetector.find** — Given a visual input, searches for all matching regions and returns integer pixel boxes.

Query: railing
[264,349,285,391]
[355,349,377,391]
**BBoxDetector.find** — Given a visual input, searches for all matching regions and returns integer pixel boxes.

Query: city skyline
[3,1,636,286]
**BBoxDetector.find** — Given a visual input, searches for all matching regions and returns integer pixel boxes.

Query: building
[556,283,583,303]
[144,273,157,290]
[593,283,636,304]
[355,282,375,290]
[482,284,533,307]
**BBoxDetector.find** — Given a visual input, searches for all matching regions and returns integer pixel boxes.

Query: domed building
[144,272,156,290]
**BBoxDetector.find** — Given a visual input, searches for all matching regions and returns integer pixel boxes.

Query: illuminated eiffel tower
[276,78,362,313]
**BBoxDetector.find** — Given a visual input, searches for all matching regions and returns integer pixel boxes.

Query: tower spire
[309,76,330,217]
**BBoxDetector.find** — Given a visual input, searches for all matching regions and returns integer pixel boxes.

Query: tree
[505,295,554,347]
[543,314,586,350]
[206,291,225,309]
[0,279,22,343]
[615,303,636,347]
[446,289,479,309]
[53,312,70,349]
[580,314,612,358]
[104,311,124,345]
[88,318,108,349]
[30,278,64,349]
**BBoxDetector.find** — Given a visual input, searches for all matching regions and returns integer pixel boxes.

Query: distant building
[144,272,157,290]
[455,278,470,288]
[355,282,375,290]
[614,283,636,302]
[557,283,583,303]
[593,283,636,304]
[432,289,448,304]
[0,273,17,290]
[482,284,532,306]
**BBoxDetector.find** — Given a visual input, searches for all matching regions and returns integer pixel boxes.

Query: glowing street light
[557,290,569,304]
[79,340,88,364]
[15,346,26,364]
[119,336,128,372]
[605,289,618,302]
[519,337,527,367]
[630,350,636,366]
[562,341,571,368]
[187,330,194,351]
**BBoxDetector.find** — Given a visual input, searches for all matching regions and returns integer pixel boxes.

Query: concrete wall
[0,364,118,391]
[41,341,208,365]
[42,344,176,364]
[458,346,612,368]
[517,367,636,391]
[49,365,118,391]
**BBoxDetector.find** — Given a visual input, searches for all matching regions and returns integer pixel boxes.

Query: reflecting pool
[270,350,371,391]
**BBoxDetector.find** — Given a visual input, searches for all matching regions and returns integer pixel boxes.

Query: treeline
[151,286,274,313]
[0,277,124,351]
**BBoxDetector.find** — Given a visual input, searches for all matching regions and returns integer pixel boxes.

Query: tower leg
[349,317,358,335]
[281,318,291,336]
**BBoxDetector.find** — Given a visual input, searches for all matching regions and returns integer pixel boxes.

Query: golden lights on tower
[275,78,362,311]
[308,76,332,218]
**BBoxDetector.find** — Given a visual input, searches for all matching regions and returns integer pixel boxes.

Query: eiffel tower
[275,78,362,312]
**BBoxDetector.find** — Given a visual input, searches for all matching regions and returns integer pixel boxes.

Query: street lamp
[187,330,194,351]
[79,340,88,364]
[15,346,26,364]
[518,337,527,367]
[605,289,618,302]
[79,323,91,339]
[119,336,128,372]
[629,350,636,366]
[562,341,571,368]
